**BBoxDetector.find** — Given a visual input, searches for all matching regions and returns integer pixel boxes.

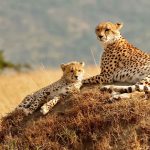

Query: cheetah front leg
[82,73,113,87]
[40,86,80,115]
[40,96,60,115]
[16,94,35,114]
[101,83,150,103]
[23,95,46,115]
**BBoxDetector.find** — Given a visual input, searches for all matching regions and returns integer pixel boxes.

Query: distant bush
[0,50,31,71]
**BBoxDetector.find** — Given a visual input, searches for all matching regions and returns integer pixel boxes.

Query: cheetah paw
[40,105,49,115]
[104,97,121,104]
[19,108,32,116]
[100,86,113,93]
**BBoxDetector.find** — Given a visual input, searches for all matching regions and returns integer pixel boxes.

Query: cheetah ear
[115,22,123,30]
[80,62,85,67]
[61,64,66,71]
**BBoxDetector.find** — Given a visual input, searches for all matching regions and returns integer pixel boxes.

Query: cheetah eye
[96,28,100,32]
[105,28,110,32]
[78,70,82,72]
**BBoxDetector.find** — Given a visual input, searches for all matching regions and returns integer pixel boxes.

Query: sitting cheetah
[16,61,85,115]
[83,21,150,99]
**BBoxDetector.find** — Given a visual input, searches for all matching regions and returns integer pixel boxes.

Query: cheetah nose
[75,76,78,79]
[98,35,103,39]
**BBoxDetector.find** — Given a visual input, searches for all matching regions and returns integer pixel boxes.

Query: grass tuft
[0,87,150,150]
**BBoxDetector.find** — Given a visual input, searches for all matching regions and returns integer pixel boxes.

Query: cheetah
[16,61,85,115]
[82,21,150,99]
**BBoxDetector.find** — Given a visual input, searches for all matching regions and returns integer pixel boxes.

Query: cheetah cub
[16,61,85,115]
[83,21,150,99]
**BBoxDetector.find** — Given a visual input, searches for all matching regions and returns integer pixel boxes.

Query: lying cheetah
[17,61,85,115]
[83,22,150,99]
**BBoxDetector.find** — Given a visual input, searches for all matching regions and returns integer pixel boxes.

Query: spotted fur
[82,22,150,98]
[16,61,85,115]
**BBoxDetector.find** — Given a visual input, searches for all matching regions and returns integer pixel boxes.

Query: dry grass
[0,88,149,150]
[0,67,150,149]
[0,66,99,117]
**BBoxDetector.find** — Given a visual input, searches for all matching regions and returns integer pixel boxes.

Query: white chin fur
[77,75,83,81]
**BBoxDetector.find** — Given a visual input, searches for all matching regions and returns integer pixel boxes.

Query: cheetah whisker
[90,48,99,73]
[84,72,92,77]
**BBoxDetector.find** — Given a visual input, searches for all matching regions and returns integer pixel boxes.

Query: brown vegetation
[0,86,150,150]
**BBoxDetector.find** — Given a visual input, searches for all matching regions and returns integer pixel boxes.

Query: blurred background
[0,0,150,68]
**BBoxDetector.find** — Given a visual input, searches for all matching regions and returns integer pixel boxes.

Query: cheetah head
[95,22,123,45]
[61,61,85,82]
